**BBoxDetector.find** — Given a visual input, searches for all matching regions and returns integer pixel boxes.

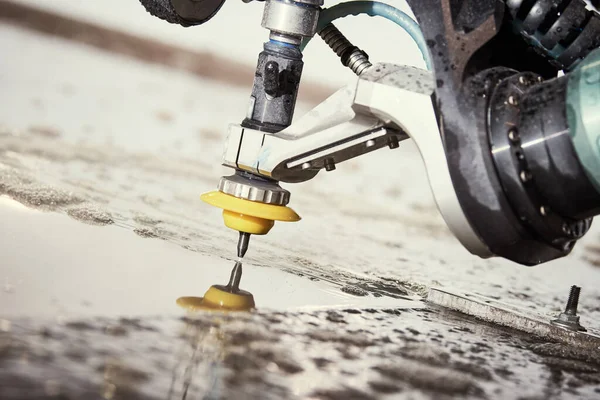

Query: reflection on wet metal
[177,261,255,312]
[170,314,227,399]
[226,261,243,293]
[176,287,255,312]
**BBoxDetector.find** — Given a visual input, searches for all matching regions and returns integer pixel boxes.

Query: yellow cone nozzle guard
[177,285,256,312]
[200,191,300,235]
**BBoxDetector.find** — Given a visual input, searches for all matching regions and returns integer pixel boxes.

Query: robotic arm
[141,0,600,266]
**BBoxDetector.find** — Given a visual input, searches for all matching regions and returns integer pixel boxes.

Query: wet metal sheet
[428,288,600,349]
[2,18,600,399]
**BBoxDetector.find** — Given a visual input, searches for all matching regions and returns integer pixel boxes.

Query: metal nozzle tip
[237,232,251,259]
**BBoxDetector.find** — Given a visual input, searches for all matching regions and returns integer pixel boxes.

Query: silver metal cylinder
[345,50,372,76]
[269,32,302,46]
[218,174,291,205]
[261,0,320,38]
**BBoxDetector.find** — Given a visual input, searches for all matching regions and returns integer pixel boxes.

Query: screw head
[388,136,400,149]
[324,158,336,172]
[508,128,520,143]
[551,313,586,332]
[519,170,532,182]
[508,95,519,106]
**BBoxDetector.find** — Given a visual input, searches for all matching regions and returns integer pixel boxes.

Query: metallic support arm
[222,62,492,257]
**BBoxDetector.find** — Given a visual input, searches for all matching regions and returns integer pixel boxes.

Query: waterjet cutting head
[201,174,300,239]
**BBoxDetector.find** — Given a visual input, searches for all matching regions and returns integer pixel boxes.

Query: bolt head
[324,159,336,171]
[520,170,532,182]
[551,312,586,332]
[388,136,400,149]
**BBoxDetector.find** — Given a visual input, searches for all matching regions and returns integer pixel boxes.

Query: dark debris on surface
[2,307,600,400]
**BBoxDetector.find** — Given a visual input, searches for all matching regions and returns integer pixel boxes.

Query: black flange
[488,72,593,254]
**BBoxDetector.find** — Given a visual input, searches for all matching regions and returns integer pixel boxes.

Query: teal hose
[301,1,432,70]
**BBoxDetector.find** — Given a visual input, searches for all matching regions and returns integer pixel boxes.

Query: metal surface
[518,75,600,221]
[428,287,600,347]
[4,18,600,396]
[488,73,591,257]
[354,64,492,258]
[218,174,290,206]
[261,0,320,38]
[408,3,536,264]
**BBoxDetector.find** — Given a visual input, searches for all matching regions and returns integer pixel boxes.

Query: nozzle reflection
[176,261,255,313]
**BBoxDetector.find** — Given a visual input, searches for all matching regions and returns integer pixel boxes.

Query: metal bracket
[222,62,492,257]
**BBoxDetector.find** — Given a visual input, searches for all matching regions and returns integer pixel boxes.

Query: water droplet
[0,319,11,332]
[3,281,14,293]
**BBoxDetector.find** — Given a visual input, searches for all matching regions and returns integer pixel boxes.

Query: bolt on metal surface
[551,285,587,332]
[324,158,336,171]
[388,135,400,149]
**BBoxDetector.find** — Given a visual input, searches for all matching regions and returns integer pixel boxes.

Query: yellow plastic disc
[176,285,255,312]
[200,191,300,235]
[222,210,275,235]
